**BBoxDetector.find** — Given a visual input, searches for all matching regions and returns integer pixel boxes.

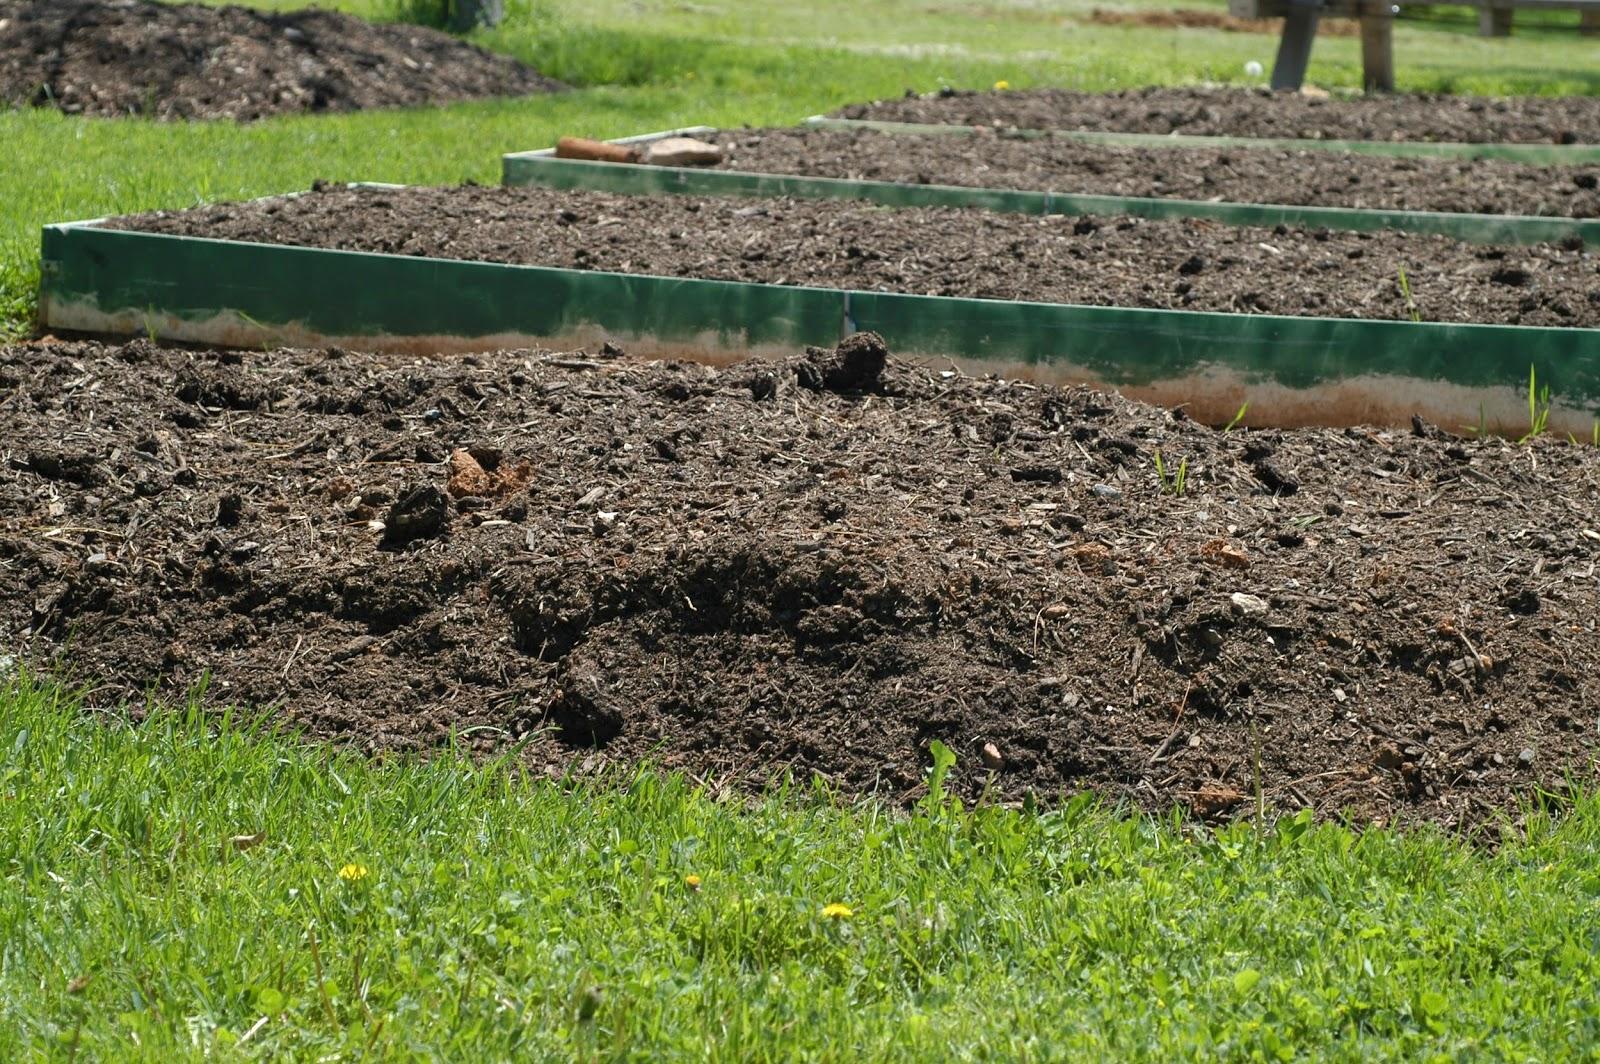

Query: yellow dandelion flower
[338,863,369,882]
[821,902,854,919]
[685,874,702,890]
[994,80,1011,91]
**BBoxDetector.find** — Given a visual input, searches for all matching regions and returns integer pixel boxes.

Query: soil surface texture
[715,128,1600,220]
[834,87,1600,146]
[3,337,1598,829]
[1083,8,1359,36]
[112,185,1600,327]
[0,0,563,120]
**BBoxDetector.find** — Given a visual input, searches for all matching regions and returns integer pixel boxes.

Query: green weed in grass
[2,673,1600,1059]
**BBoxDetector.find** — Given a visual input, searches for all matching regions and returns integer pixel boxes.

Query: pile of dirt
[2,337,1597,829]
[0,0,563,120]
[834,87,1600,145]
[1084,7,1360,37]
[110,185,1600,327]
[713,127,1600,220]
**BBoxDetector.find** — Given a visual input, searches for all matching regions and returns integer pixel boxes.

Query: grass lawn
[5,2,1600,1057]
[6,0,1600,337]
[3,673,1599,1060]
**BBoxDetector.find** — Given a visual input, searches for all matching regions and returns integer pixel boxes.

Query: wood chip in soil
[835,87,1600,146]
[0,0,563,121]
[109,184,1600,327]
[712,127,1600,220]
[3,336,1599,831]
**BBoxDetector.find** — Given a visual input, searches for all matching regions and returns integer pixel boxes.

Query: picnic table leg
[1270,0,1321,91]
[450,0,505,31]
[1360,4,1395,93]
[1478,5,1513,35]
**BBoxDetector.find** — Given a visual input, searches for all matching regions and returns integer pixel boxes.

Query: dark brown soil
[4,337,1598,828]
[1084,8,1360,36]
[834,87,1600,146]
[715,128,1600,220]
[110,185,1600,327]
[0,0,563,121]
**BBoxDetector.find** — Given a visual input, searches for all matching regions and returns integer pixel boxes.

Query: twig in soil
[281,635,305,680]
[1437,619,1490,673]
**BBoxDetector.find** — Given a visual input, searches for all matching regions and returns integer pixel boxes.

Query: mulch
[834,87,1600,146]
[713,127,1600,220]
[108,184,1600,327]
[0,0,563,121]
[3,336,1598,830]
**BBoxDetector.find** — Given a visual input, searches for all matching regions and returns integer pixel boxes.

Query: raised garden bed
[4,336,1597,827]
[41,184,1600,432]
[829,87,1600,163]
[504,127,1600,246]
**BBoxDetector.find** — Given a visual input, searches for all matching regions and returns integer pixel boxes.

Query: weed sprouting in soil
[1397,265,1420,323]
[1521,365,1552,443]
[1154,450,1189,495]
[1223,402,1249,433]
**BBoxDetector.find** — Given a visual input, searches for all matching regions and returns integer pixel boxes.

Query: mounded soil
[714,127,1600,220]
[3,337,1598,829]
[111,185,1600,327]
[0,0,563,121]
[834,87,1600,146]
[1083,8,1359,36]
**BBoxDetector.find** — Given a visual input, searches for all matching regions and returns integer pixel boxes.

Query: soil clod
[382,486,449,547]
[798,331,890,394]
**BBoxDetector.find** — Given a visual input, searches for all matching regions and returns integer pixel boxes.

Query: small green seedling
[1520,365,1551,443]
[1223,402,1249,433]
[1154,450,1189,496]
[1397,267,1420,323]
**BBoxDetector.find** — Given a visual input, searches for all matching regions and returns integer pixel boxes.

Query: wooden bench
[1230,0,1600,94]
[1474,0,1600,37]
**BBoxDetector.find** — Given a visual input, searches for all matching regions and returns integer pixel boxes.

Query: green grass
[7,0,1600,336]
[2,672,1599,1060]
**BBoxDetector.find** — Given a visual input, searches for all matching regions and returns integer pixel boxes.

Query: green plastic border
[37,215,1600,429]
[502,146,1600,247]
[804,116,1600,166]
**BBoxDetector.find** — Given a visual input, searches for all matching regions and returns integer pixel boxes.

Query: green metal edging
[502,147,1600,247]
[37,215,1600,430]
[804,116,1600,167]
